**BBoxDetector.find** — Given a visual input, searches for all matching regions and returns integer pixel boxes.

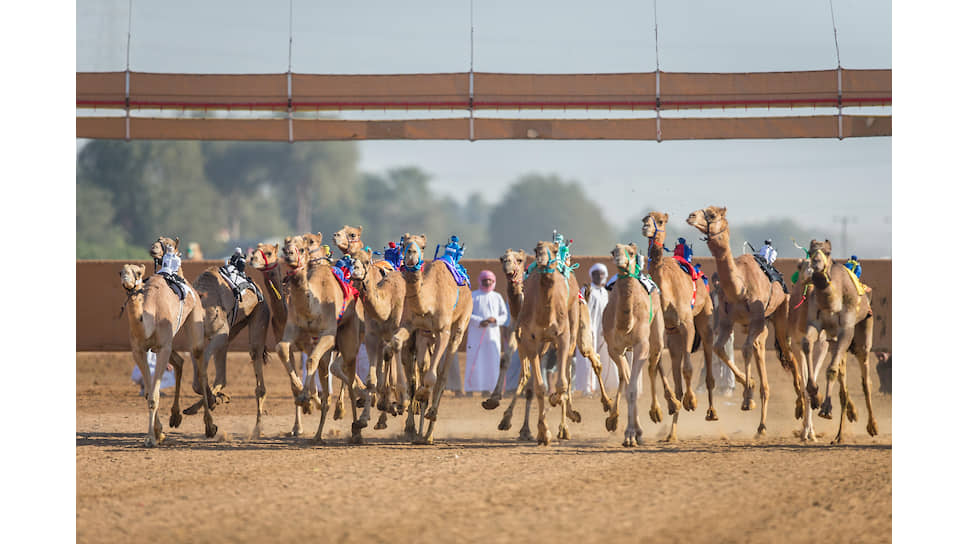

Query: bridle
[810,247,832,284]
[401,240,424,272]
[118,277,145,318]
[700,216,728,242]
[616,248,641,279]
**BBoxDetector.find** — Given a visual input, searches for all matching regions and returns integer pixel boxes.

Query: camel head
[809,239,833,277]
[400,233,427,270]
[149,236,180,261]
[500,248,527,282]
[686,206,728,239]
[533,240,559,270]
[333,225,363,254]
[348,247,373,282]
[641,212,669,241]
[793,258,815,286]
[281,235,310,271]
[247,243,281,271]
[119,263,146,292]
[610,242,639,275]
[301,232,330,263]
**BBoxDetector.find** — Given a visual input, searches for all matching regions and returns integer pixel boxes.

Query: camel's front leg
[694,311,718,421]
[419,325,464,445]
[484,326,517,410]
[624,347,647,447]
[820,321,855,422]
[274,324,305,398]
[605,345,630,433]
[299,335,335,411]
[747,324,770,436]
[714,317,750,388]
[131,348,156,446]
[854,318,878,437]
[311,357,333,443]
[526,351,552,446]
[188,317,218,440]
[250,345,268,439]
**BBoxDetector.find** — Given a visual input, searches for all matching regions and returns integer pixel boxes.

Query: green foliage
[487,173,615,258]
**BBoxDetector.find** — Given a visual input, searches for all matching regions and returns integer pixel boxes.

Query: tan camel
[788,256,829,441]
[642,212,719,430]
[806,240,878,443]
[686,206,805,436]
[512,240,586,445]
[601,243,670,446]
[485,248,611,441]
[186,258,272,438]
[384,233,472,444]
[247,242,321,436]
[348,247,408,431]
[333,225,364,256]
[275,233,367,443]
[119,263,216,446]
[149,236,184,277]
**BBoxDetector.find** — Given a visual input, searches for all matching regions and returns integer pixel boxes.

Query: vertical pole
[125,0,133,141]
[469,0,475,142]
[654,0,661,142]
[287,0,294,143]
[829,0,843,140]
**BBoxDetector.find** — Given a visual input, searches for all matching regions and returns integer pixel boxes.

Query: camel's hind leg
[419,324,465,445]
[624,345,647,447]
[853,317,878,437]
[749,326,770,436]
[678,320,699,413]
[604,344,630,433]
[517,383,534,441]
[311,351,334,443]
[526,350,552,446]
[167,351,185,429]
[694,310,718,421]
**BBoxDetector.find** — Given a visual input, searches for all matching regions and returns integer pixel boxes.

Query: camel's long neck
[505,278,525,319]
[614,277,637,333]
[404,267,433,316]
[360,270,393,321]
[126,292,146,338]
[811,269,841,312]
[706,230,746,303]
[647,235,665,277]
[535,275,558,329]
[259,266,288,311]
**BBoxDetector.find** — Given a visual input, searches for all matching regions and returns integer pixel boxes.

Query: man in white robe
[465,270,509,395]
[575,263,619,394]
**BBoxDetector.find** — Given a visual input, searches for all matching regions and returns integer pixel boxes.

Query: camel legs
[526,349,553,446]
[484,328,517,410]
[311,352,334,443]
[771,298,806,424]
[820,320,856,422]
[167,351,185,429]
[604,344,631,434]
[184,331,229,416]
[854,317,879,438]
[131,347,157,446]
[275,323,307,398]
[418,322,466,445]
[694,310,718,421]
[623,345,647,447]
[714,316,750,388]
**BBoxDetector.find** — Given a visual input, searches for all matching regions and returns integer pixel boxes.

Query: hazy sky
[76,0,892,256]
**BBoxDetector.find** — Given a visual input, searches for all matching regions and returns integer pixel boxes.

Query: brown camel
[486,248,611,441]
[384,233,472,444]
[119,263,216,446]
[806,240,878,443]
[333,225,364,256]
[348,247,408,431]
[642,212,719,430]
[601,243,670,446]
[513,240,586,445]
[246,242,322,436]
[186,257,272,438]
[149,236,184,277]
[275,233,367,443]
[787,256,829,441]
[686,206,805,436]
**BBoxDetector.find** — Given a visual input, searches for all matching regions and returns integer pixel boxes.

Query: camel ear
[357,225,363,233]
[173,237,180,250]
[138,264,146,277]
[272,243,279,251]
[661,213,669,222]
[629,242,638,253]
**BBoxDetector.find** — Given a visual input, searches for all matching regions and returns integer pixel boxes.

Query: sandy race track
[77,350,891,543]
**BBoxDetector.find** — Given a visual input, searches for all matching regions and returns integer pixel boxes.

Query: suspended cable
[828,0,844,139]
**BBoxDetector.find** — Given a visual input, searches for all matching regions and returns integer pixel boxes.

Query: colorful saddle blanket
[605,274,659,294]
[331,257,360,310]
[435,256,470,287]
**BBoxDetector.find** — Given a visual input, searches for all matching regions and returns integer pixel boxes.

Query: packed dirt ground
[77,350,891,543]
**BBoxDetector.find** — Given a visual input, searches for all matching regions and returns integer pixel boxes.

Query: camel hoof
[356,396,367,409]
[741,398,755,412]
[756,423,767,436]
[605,413,619,432]
[664,433,678,443]
[867,420,879,437]
[846,401,858,422]
[375,412,388,430]
[832,435,845,445]
[557,426,571,440]
[811,392,822,410]
[403,427,417,442]
[205,423,218,439]
[819,399,833,419]
[548,392,561,407]
[498,413,513,431]
[376,397,388,412]
[350,432,364,445]
[413,435,434,446]
[682,391,698,412]
[333,402,345,421]
[290,425,303,437]
[169,411,183,428]
[649,406,662,424]
[518,428,533,441]
[623,435,638,448]
[601,397,613,413]
[536,430,552,446]
[143,436,157,448]
[216,392,231,405]
[705,408,718,421]
[425,407,438,422]
[250,424,263,440]
[566,409,582,424]
[182,402,201,416]
[666,396,682,415]
[352,419,368,432]
[482,396,501,410]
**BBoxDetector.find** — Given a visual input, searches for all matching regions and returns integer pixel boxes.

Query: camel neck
[705,228,746,303]
[359,269,393,321]
[506,277,525,319]
[403,266,433,316]
[258,265,287,306]
[647,237,664,277]
[613,277,638,333]
[125,290,146,334]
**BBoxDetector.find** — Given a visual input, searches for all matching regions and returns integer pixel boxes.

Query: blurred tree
[76,181,140,259]
[487,173,615,257]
